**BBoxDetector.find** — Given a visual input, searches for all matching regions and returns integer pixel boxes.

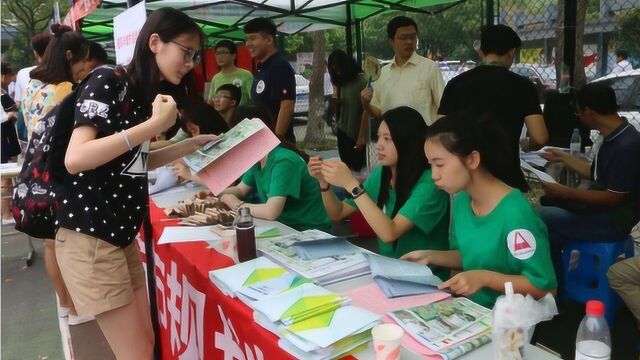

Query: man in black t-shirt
[244,18,296,143]
[438,24,548,192]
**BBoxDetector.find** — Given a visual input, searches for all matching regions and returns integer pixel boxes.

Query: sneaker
[68,313,95,325]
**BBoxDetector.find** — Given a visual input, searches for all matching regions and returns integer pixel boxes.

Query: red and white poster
[113,1,146,65]
[62,0,101,29]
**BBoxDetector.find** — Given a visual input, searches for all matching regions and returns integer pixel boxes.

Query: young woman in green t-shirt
[308,107,450,272]
[402,114,557,308]
[219,105,331,232]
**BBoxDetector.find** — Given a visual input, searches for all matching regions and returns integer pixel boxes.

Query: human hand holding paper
[438,270,487,297]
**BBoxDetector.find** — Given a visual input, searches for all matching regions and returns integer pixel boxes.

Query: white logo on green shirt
[507,229,536,260]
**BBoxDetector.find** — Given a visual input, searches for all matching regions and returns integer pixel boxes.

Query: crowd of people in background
[1,7,638,358]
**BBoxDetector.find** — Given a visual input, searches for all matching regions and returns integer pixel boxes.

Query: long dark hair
[378,107,428,216]
[327,50,362,87]
[229,104,309,162]
[30,24,89,84]
[127,8,204,114]
[425,113,514,187]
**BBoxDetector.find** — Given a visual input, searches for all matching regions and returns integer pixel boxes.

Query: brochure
[388,298,492,353]
[366,254,443,298]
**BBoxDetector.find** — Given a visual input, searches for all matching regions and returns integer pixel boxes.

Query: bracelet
[319,183,331,192]
[121,130,133,151]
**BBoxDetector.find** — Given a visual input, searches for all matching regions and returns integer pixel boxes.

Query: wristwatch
[349,184,366,199]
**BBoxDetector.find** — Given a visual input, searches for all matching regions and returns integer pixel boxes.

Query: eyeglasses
[170,40,201,64]
[214,95,233,100]
[215,51,232,57]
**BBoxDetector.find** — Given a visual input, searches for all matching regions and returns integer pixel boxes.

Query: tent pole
[485,0,494,25]
[345,4,354,58]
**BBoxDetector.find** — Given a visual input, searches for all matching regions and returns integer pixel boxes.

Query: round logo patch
[507,229,536,260]
[232,78,242,87]
[255,80,265,94]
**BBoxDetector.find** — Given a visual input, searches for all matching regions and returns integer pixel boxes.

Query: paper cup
[372,324,403,360]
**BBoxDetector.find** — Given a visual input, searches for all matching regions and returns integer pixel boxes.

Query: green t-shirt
[345,166,450,278]
[337,74,368,141]
[208,68,253,106]
[451,190,557,308]
[241,146,331,232]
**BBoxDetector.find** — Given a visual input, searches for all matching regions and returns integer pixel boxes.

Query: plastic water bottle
[569,128,582,186]
[235,207,256,263]
[575,300,611,360]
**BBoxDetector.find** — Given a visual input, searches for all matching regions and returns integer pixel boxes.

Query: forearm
[353,194,404,242]
[482,271,556,298]
[150,140,175,150]
[275,102,294,138]
[218,185,246,198]
[429,250,463,270]
[357,111,369,141]
[148,139,198,170]
[363,102,381,118]
[562,156,592,179]
[243,202,281,221]
[65,120,159,174]
[320,186,348,220]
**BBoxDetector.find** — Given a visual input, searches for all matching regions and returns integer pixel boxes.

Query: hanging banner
[62,0,101,29]
[113,1,146,65]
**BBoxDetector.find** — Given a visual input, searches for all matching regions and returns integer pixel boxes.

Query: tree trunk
[554,0,588,90]
[573,0,588,89]
[303,30,326,146]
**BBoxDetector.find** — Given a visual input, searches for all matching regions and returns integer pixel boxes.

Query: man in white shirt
[13,32,51,108]
[361,16,444,125]
[611,49,634,75]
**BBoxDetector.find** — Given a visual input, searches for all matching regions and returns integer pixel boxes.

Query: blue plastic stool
[562,236,635,326]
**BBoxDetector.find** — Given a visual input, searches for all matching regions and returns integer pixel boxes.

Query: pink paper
[343,283,450,358]
[198,127,280,195]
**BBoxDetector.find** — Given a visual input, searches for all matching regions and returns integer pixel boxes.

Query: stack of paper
[366,254,443,298]
[252,283,351,326]
[292,237,361,260]
[210,257,297,297]
[389,298,492,357]
[258,230,370,285]
[278,306,380,360]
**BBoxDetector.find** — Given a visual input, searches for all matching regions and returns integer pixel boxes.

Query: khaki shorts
[55,227,146,317]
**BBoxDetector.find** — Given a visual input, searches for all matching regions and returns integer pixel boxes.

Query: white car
[591,69,640,131]
[294,74,310,116]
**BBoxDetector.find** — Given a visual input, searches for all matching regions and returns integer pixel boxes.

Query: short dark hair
[480,24,521,56]
[31,32,52,57]
[215,39,237,54]
[88,41,109,64]
[216,83,242,105]
[184,98,229,135]
[1,61,14,75]
[30,24,89,84]
[577,83,617,115]
[615,49,628,59]
[387,16,418,39]
[244,18,277,40]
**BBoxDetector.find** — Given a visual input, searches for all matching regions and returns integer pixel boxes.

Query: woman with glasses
[206,39,253,106]
[56,8,216,358]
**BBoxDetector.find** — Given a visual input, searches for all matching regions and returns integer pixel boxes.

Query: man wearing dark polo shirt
[538,83,640,286]
[244,18,296,143]
[438,24,548,192]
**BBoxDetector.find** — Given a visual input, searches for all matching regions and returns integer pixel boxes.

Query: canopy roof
[81,0,462,43]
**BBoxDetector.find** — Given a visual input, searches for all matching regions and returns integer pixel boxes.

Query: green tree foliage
[1,0,68,69]
[614,7,640,60]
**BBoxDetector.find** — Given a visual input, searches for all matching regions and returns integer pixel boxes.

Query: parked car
[591,69,640,131]
[294,74,310,116]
